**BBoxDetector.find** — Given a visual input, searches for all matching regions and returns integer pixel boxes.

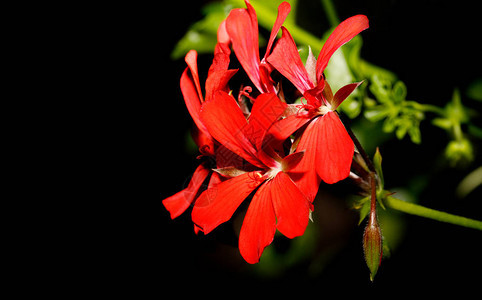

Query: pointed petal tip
[316,14,370,81]
[331,80,365,110]
[267,26,314,94]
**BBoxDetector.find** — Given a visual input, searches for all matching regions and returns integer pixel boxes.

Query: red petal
[205,69,237,102]
[258,64,276,94]
[180,65,212,147]
[288,120,323,202]
[238,180,276,264]
[192,171,264,234]
[226,5,262,93]
[180,66,201,118]
[208,171,223,188]
[184,50,203,102]
[315,111,354,184]
[214,144,244,170]
[331,81,363,110]
[264,1,291,60]
[162,164,210,219]
[266,111,312,146]
[191,125,214,156]
[271,172,310,238]
[201,91,263,168]
[216,20,230,45]
[245,93,287,150]
[303,76,325,108]
[267,27,314,94]
[207,28,237,101]
[281,151,305,172]
[316,15,369,82]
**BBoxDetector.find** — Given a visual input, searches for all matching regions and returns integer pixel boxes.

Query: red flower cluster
[163,0,369,264]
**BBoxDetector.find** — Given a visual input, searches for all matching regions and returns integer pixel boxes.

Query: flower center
[265,167,281,181]
[315,104,332,116]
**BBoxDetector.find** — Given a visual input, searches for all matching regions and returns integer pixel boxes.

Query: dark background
[156,0,481,295]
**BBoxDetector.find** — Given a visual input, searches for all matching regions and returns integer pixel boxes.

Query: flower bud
[363,215,382,281]
[445,138,473,166]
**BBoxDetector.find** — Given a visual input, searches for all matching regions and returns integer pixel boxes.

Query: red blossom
[163,4,372,264]
[192,91,310,263]
[226,0,291,94]
[266,15,369,197]
[162,24,238,219]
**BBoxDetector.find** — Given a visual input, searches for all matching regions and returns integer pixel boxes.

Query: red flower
[191,91,310,263]
[225,0,291,94]
[162,31,238,219]
[163,4,371,265]
[266,15,369,201]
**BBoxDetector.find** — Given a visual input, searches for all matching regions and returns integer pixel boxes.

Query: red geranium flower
[266,15,369,201]
[162,32,238,219]
[226,0,291,94]
[191,91,310,264]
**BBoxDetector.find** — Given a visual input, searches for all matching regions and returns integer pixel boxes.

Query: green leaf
[171,31,219,60]
[339,94,362,119]
[432,117,453,130]
[446,89,469,123]
[392,81,407,103]
[382,116,397,133]
[364,105,390,122]
[373,147,384,189]
[370,74,392,104]
[408,125,422,144]
[395,119,410,140]
[171,2,230,60]
[325,48,355,93]
[358,199,371,225]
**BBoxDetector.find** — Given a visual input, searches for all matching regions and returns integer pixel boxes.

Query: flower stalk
[384,196,482,231]
[349,129,482,232]
[362,172,383,281]
[320,0,340,27]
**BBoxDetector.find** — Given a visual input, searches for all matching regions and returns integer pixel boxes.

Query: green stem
[453,121,464,141]
[385,196,482,231]
[320,0,340,27]
[405,101,445,116]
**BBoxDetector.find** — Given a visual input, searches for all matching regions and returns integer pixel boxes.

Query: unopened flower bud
[363,215,382,281]
[445,138,473,166]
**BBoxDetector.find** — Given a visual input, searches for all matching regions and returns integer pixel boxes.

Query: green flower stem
[453,121,464,141]
[320,0,340,27]
[385,196,482,231]
[405,101,445,116]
